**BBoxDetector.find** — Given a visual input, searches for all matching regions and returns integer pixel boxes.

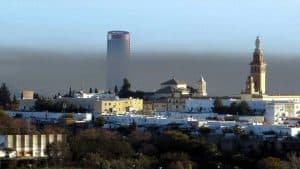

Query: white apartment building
[0,134,63,158]
[185,98,266,113]
[264,101,300,124]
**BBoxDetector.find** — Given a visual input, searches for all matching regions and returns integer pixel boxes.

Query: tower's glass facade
[106,31,130,91]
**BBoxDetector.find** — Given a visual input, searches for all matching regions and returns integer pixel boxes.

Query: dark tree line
[34,97,86,113]
[0,83,18,110]
[117,78,145,99]
[1,116,300,169]
[213,97,251,115]
[36,126,300,169]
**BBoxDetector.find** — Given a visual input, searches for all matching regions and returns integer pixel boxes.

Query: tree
[129,120,137,131]
[199,126,211,135]
[167,161,185,169]
[256,157,288,169]
[10,94,19,110]
[33,92,39,99]
[89,88,93,93]
[230,102,239,114]
[159,152,192,169]
[119,78,131,98]
[95,88,99,93]
[114,85,119,95]
[287,153,300,169]
[12,94,18,104]
[122,78,131,91]
[0,83,11,108]
[95,117,105,127]
[238,101,251,115]
[0,109,8,119]
[233,125,248,138]
[68,86,72,97]
[46,142,71,166]
[213,97,223,113]
[100,160,111,169]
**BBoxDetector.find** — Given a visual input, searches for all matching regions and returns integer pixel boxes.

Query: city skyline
[1,2,300,168]
[1,0,300,56]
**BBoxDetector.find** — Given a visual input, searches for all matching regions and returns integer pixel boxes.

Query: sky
[1,1,300,96]
[1,0,300,56]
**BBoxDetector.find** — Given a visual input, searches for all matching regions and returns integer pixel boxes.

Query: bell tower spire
[255,36,260,49]
[249,36,267,95]
[243,36,267,96]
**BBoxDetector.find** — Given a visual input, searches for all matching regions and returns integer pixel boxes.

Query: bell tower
[250,36,267,95]
[197,76,207,97]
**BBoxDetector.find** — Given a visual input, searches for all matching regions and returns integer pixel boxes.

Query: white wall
[246,125,300,137]
[5,111,92,123]
[185,98,266,113]
[264,102,300,124]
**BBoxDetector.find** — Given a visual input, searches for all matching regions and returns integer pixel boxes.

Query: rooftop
[161,78,186,85]
[108,31,130,35]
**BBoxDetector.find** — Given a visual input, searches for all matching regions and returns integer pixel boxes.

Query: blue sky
[0,0,300,56]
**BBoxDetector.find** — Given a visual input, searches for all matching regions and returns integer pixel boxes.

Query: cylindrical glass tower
[106,31,130,91]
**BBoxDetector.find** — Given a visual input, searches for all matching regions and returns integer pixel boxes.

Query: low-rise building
[0,148,16,158]
[0,134,64,158]
[94,97,143,115]
[246,125,300,137]
[5,111,92,123]
[264,101,300,124]
[185,98,266,113]
[143,101,155,115]
[57,91,116,112]
[154,78,189,98]
[19,99,36,111]
[153,99,168,112]
[21,90,34,100]
[146,94,188,113]
[166,94,188,112]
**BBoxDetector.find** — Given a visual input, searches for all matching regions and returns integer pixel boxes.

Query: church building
[241,37,300,102]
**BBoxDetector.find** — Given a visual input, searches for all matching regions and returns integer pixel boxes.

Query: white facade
[264,101,300,124]
[197,76,207,96]
[246,125,300,137]
[0,134,63,158]
[73,90,114,99]
[22,90,34,100]
[0,149,16,158]
[19,91,119,113]
[5,111,92,123]
[185,98,214,113]
[19,99,36,111]
[161,83,187,90]
[185,98,266,113]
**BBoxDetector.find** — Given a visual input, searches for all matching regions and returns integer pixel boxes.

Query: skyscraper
[106,31,130,91]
